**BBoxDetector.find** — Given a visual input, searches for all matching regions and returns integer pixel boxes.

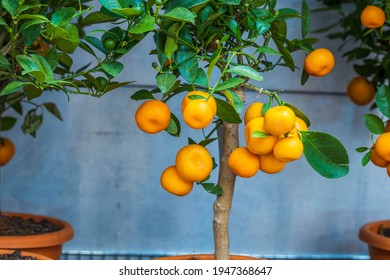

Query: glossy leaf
[165,113,181,137]
[165,0,210,13]
[2,0,19,16]
[215,78,245,92]
[223,90,243,113]
[156,73,176,93]
[215,98,242,124]
[43,103,63,121]
[0,116,17,131]
[227,65,263,82]
[163,7,196,23]
[0,81,32,96]
[201,182,223,195]
[301,0,311,38]
[101,61,124,77]
[131,89,155,100]
[284,102,311,127]
[301,131,349,179]
[128,15,155,34]
[376,85,390,118]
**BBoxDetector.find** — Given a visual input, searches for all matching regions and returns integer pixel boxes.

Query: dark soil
[0,214,61,236]
[378,225,390,238]
[0,250,37,260]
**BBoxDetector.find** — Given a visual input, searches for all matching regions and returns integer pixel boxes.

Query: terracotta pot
[0,212,74,260]
[359,220,390,260]
[0,249,52,260]
[155,254,263,260]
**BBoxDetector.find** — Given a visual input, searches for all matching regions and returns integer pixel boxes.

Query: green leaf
[82,11,119,25]
[376,85,390,118]
[163,7,196,23]
[362,150,371,167]
[51,7,75,27]
[43,103,63,121]
[276,8,301,19]
[255,46,281,56]
[215,98,242,124]
[0,81,31,96]
[356,147,369,153]
[0,116,17,131]
[0,17,7,27]
[101,61,124,77]
[273,37,295,71]
[227,66,263,82]
[128,14,155,34]
[222,90,243,113]
[207,48,221,83]
[131,89,155,100]
[22,109,43,136]
[0,54,11,70]
[156,73,176,93]
[98,0,129,10]
[201,182,223,195]
[112,7,143,17]
[199,137,218,147]
[252,131,270,138]
[301,0,311,38]
[301,131,349,179]
[166,0,210,13]
[51,23,80,54]
[284,103,311,127]
[165,112,181,137]
[215,78,244,92]
[84,36,108,54]
[164,22,181,60]
[2,0,19,16]
[364,114,385,134]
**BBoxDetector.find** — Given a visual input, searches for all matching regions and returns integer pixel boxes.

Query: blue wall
[1,0,389,258]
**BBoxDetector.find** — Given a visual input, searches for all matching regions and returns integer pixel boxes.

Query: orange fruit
[228,147,260,178]
[181,91,217,115]
[244,102,263,125]
[385,120,390,132]
[259,152,286,174]
[304,48,335,77]
[182,99,215,129]
[175,144,213,182]
[263,105,296,136]
[347,76,376,106]
[245,117,278,155]
[374,132,390,162]
[370,149,388,168]
[289,117,309,139]
[160,166,193,196]
[273,136,304,162]
[135,100,171,134]
[361,5,386,29]
[0,137,15,166]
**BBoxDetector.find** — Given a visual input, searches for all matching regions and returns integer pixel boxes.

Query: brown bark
[213,88,244,260]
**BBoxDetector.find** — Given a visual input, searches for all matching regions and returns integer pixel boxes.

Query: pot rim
[0,212,74,248]
[0,249,52,260]
[359,220,390,251]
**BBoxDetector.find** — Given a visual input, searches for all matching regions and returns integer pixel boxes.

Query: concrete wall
[1,0,389,258]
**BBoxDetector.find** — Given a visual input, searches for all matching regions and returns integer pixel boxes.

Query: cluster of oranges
[135,90,217,196]
[370,124,390,177]
[228,102,307,178]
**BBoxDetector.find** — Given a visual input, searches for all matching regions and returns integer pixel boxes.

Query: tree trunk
[213,88,244,260]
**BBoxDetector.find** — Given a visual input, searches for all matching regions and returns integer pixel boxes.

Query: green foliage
[317,0,390,170]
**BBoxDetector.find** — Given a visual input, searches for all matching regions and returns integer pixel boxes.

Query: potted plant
[82,0,349,260]
[0,0,136,259]
[316,0,390,259]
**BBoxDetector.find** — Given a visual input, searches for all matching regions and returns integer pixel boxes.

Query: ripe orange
[361,5,386,29]
[182,99,215,129]
[175,144,213,182]
[347,76,376,106]
[273,136,304,162]
[370,149,388,168]
[160,166,193,196]
[259,152,286,174]
[244,102,264,125]
[181,91,217,115]
[135,100,171,134]
[304,48,335,77]
[263,105,296,136]
[245,117,278,155]
[0,137,15,166]
[374,132,390,161]
[228,147,260,178]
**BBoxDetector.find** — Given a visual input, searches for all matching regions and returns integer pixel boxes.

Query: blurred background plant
[316,0,390,177]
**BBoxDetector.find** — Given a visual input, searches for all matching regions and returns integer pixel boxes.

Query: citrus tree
[316,0,390,178]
